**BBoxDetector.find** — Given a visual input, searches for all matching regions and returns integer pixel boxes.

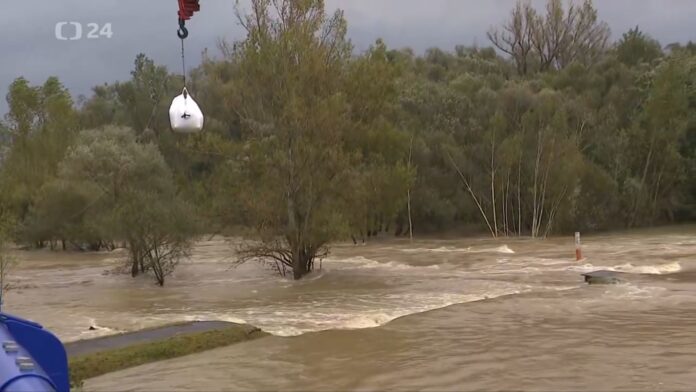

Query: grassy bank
[69,325,267,388]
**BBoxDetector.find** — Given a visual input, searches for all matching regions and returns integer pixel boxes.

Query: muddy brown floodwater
[6,226,696,391]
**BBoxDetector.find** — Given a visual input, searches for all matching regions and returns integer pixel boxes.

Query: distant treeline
[1,0,695,281]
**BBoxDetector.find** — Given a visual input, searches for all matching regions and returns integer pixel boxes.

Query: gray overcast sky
[2,1,696,115]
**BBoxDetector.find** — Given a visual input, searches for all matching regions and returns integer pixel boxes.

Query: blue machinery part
[0,313,69,392]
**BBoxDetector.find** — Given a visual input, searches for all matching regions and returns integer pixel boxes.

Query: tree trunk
[152,247,165,286]
[629,137,655,228]
[532,130,544,238]
[651,165,664,224]
[517,153,523,236]
[503,169,511,236]
[130,241,142,277]
[490,139,498,237]
[447,152,496,238]
[292,247,311,280]
[131,258,139,277]
[394,220,404,237]
[407,135,414,241]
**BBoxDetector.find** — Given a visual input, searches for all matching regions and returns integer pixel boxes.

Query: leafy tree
[79,54,213,211]
[616,26,663,67]
[115,184,196,285]
[114,54,177,136]
[78,83,124,130]
[0,77,78,235]
[623,54,693,226]
[219,0,356,280]
[343,40,413,240]
[57,126,198,285]
[80,54,177,136]
[22,180,105,250]
[206,0,413,279]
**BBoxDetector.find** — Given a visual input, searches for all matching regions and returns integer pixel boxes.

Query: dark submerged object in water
[582,270,621,285]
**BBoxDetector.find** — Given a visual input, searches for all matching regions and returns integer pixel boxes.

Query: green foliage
[616,26,663,66]
[69,126,197,284]
[20,180,103,249]
[80,54,178,135]
[29,126,199,285]
[0,77,78,232]
[207,0,414,279]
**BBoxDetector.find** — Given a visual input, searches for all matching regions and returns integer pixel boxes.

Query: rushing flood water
[7,226,696,391]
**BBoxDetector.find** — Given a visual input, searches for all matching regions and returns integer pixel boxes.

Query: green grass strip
[69,326,267,388]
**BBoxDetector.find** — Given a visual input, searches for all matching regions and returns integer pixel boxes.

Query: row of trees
[1,0,695,281]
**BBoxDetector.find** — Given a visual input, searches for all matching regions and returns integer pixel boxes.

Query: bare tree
[489,0,610,75]
[122,197,196,286]
[235,239,328,278]
[487,1,537,76]
[549,0,610,70]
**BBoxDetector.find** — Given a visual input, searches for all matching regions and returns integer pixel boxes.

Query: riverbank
[67,321,267,388]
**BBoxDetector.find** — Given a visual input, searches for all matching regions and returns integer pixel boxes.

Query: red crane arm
[176,0,200,39]
[178,0,201,21]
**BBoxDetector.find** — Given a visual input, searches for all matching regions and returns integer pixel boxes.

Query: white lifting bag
[169,87,204,133]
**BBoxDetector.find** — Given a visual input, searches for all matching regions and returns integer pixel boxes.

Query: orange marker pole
[575,232,582,261]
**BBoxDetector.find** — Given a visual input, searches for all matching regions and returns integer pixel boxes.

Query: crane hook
[177,18,188,39]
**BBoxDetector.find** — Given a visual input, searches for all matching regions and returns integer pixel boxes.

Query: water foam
[182,313,248,325]
[614,262,682,275]
[399,244,515,254]
[181,287,534,337]
[325,256,441,272]
[595,282,669,300]
[569,261,682,275]
[399,246,471,253]
[461,244,517,254]
[79,318,125,337]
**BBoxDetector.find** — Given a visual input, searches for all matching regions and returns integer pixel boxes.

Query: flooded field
[6,226,696,391]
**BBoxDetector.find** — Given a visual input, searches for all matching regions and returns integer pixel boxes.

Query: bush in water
[52,126,199,286]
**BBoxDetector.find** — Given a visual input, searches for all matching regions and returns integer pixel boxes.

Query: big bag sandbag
[169,87,204,133]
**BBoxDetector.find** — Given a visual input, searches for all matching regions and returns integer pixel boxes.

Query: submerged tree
[216,0,411,279]
[225,0,354,280]
[57,126,198,285]
[116,188,196,286]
